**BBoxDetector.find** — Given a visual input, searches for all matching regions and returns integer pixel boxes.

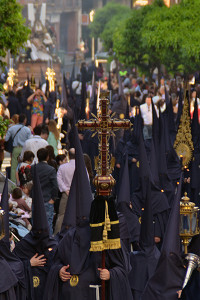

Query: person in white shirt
[5,114,31,182]
[20,124,49,164]
[140,95,153,140]
[152,95,166,118]
[72,74,82,120]
[54,148,76,234]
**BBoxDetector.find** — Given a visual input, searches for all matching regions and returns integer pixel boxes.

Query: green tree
[100,12,130,51]
[0,0,30,64]
[142,0,200,76]
[113,3,157,77]
[113,0,200,75]
[89,2,130,39]
[114,0,200,78]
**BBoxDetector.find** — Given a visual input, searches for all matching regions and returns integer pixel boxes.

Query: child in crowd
[21,182,33,210]
[17,151,35,187]
[10,187,32,230]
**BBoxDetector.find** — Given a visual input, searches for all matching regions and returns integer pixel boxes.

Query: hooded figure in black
[158,108,176,207]
[60,74,74,148]
[45,121,133,300]
[89,71,97,117]
[126,111,141,194]
[131,133,170,242]
[117,154,140,251]
[129,179,160,299]
[190,98,200,206]
[111,74,127,118]
[43,123,96,300]
[43,91,57,122]
[163,98,181,186]
[13,167,57,300]
[141,175,186,300]
[0,177,26,300]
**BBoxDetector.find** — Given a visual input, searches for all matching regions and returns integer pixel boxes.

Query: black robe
[44,225,133,300]
[44,225,97,300]
[131,186,170,239]
[0,241,26,300]
[0,256,18,300]
[13,232,57,300]
[93,246,133,300]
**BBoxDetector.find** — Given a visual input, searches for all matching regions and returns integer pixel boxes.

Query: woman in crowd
[46,145,58,171]
[27,87,47,129]
[47,119,60,156]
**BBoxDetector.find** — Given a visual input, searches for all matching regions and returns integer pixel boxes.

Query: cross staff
[78,91,131,195]
[78,91,131,300]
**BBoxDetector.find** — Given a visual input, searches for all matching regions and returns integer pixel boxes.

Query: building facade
[19,0,82,55]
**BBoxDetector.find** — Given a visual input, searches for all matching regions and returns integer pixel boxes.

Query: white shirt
[154,102,166,118]
[140,103,152,125]
[72,81,82,95]
[20,135,48,163]
[57,159,75,193]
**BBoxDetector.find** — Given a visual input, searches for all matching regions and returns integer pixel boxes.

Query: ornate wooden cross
[77,91,131,195]
[78,91,131,300]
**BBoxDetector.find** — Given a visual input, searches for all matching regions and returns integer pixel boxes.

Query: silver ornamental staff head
[182,253,200,289]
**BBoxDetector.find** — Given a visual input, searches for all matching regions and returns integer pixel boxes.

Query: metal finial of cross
[77,91,131,195]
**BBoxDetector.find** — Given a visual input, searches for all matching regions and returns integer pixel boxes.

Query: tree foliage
[142,0,200,75]
[89,2,130,51]
[112,0,200,77]
[0,0,30,64]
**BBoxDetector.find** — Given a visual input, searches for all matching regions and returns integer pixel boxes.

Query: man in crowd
[31,148,58,235]
[5,113,31,182]
[54,148,75,234]
[20,124,49,163]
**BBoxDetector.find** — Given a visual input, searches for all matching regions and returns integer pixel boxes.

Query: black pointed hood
[129,179,160,295]
[13,165,58,259]
[138,133,152,198]
[61,121,93,233]
[167,99,176,143]
[132,110,143,143]
[79,63,87,120]
[108,71,112,91]
[152,101,159,143]
[61,73,69,108]
[161,175,182,255]
[141,175,185,300]
[58,121,93,275]
[61,74,73,120]
[32,165,49,233]
[45,78,49,98]
[1,176,9,244]
[117,154,140,243]
[125,101,130,120]
[159,110,175,207]
[176,88,183,129]
[132,126,170,227]
[159,109,169,177]
[165,86,170,105]
[139,179,155,252]
[191,98,200,149]
[91,71,97,116]
[150,139,160,187]
[0,178,27,294]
